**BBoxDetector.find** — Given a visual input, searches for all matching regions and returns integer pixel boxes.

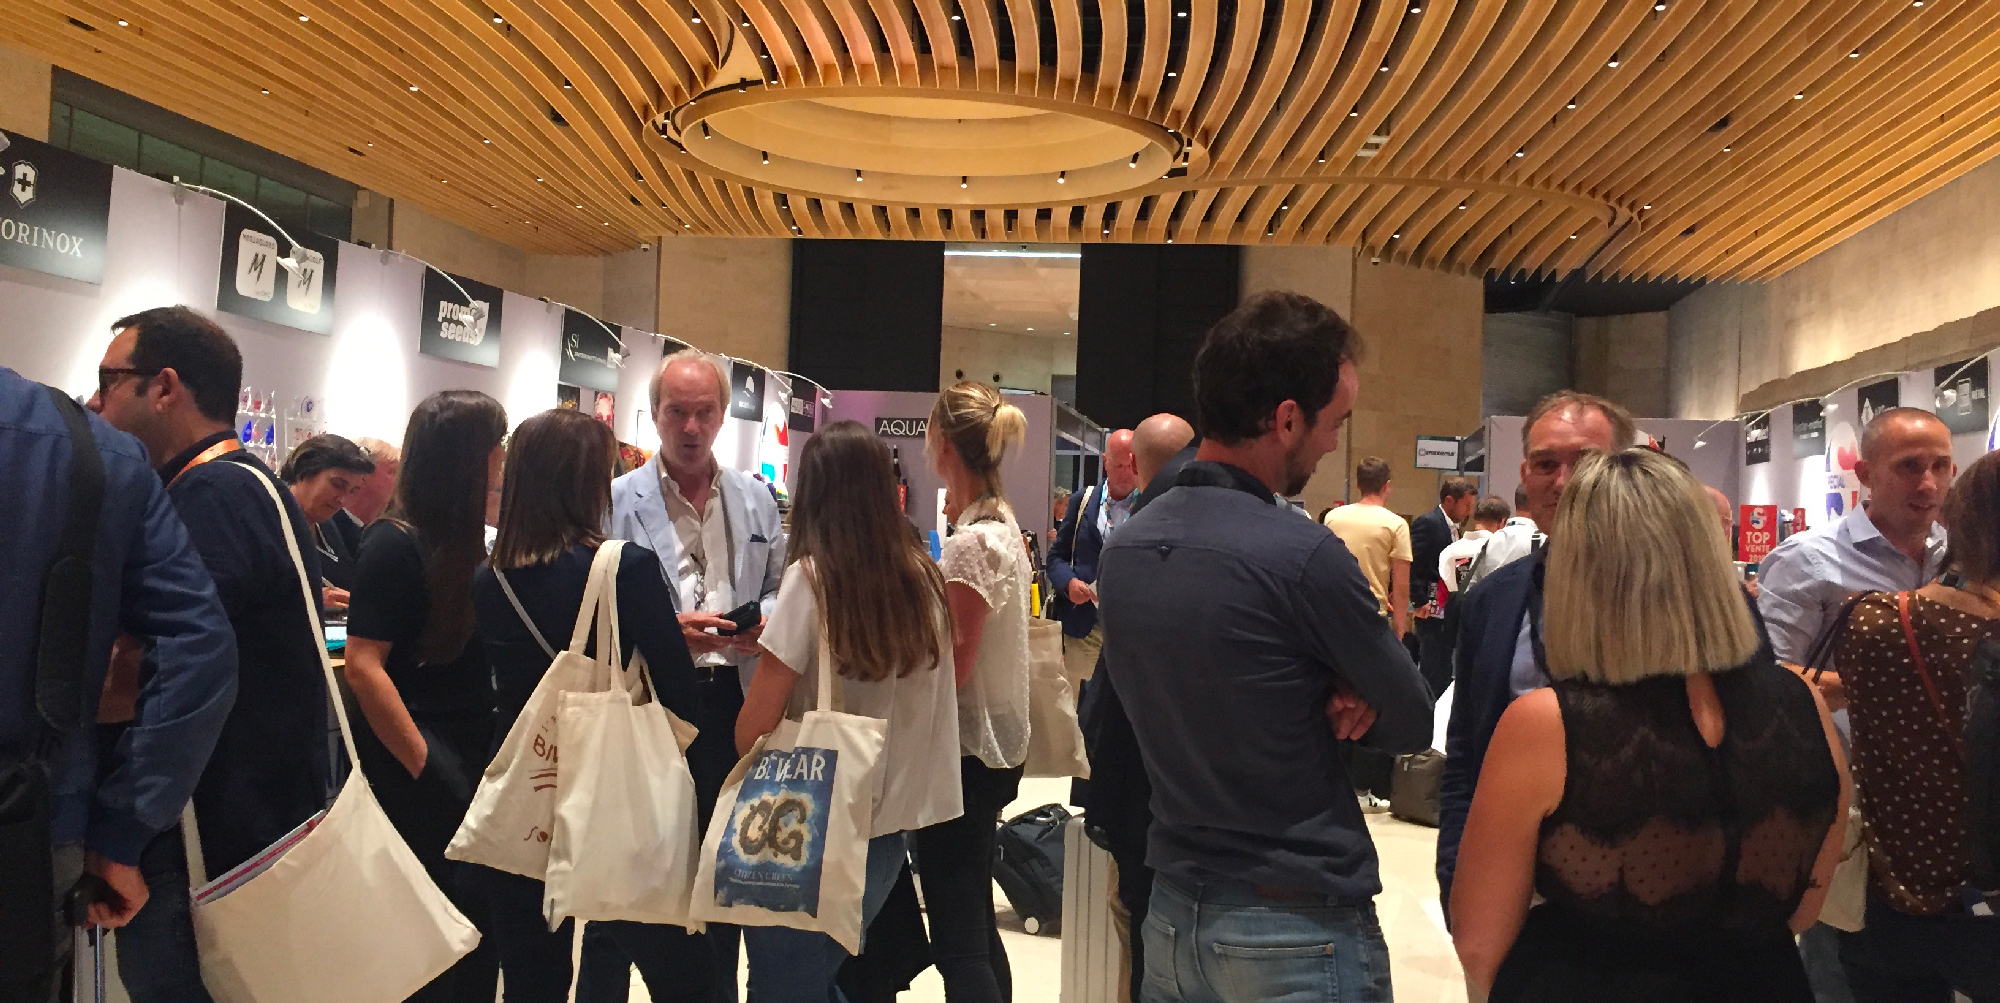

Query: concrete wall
[939,325,1073,395]
[1574,311,1670,417]
[0,42,51,141]
[657,237,791,370]
[1483,311,1572,419]
[1669,155,2000,418]
[1348,259,1485,517]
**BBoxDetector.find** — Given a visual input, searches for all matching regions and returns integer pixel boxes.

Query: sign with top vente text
[1738,504,1779,563]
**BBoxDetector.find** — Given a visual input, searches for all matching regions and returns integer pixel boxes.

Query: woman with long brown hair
[344,389,507,1003]
[466,408,705,1002]
[734,420,962,1002]
[918,380,1034,1003]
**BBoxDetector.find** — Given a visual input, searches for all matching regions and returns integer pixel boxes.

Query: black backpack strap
[35,387,103,749]
[1801,590,1876,676]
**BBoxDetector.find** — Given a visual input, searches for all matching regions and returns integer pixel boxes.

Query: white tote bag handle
[182,462,364,887]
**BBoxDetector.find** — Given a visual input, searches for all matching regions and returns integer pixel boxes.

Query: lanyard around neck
[168,437,243,487]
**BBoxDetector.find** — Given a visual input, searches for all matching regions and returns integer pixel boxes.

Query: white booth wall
[814,390,1057,540]
[0,166,778,477]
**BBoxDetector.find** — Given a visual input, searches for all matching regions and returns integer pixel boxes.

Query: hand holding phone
[716,600,763,636]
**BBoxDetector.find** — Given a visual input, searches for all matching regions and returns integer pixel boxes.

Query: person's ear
[1853,458,1872,488]
[149,368,182,412]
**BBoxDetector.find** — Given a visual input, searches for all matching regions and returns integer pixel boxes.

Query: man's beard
[1280,436,1319,497]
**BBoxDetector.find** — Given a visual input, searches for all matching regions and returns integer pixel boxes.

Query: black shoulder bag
[0,388,105,1003]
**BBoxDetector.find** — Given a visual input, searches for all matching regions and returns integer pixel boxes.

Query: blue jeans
[116,831,212,1003]
[742,833,907,1003]
[1141,874,1393,1003]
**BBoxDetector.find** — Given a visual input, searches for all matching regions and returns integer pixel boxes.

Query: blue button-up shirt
[1757,505,1947,666]
[0,368,237,864]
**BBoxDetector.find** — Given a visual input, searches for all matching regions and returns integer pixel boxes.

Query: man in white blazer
[601,348,783,1003]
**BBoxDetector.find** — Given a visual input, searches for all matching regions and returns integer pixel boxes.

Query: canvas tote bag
[182,464,479,1003]
[690,586,886,953]
[1023,618,1089,779]
[542,551,702,928]
[446,541,635,878]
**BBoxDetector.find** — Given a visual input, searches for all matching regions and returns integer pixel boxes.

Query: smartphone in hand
[715,600,763,636]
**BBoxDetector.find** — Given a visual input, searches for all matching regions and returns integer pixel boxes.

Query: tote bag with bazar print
[183,463,479,1003]
[446,541,637,878]
[690,585,886,953]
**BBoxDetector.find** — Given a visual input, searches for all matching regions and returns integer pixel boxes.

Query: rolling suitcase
[1059,817,1124,1003]
[993,804,1068,935]
[1390,750,1445,828]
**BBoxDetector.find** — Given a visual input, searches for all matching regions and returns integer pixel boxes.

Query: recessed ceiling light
[117,18,128,25]
[1350,109,1360,117]
[1166,237,1174,243]
[1654,1,1666,9]
[1643,204,1652,209]
[1027,327,1035,331]
[493,15,503,23]
[575,204,583,208]
[1567,99,1578,109]
[855,169,863,181]
[1280,204,1288,209]
[960,176,968,188]
[1392,232,1400,238]
[1409,5,1421,11]
[563,80,573,88]
[1458,203,1467,209]
[298,14,309,21]
[1795,92,1805,100]
[691,15,701,23]
[742,20,750,26]
[1515,148,1526,157]
[1057,171,1066,183]
[1167,70,1177,77]
[1569,233,1579,239]
[1607,54,1620,67]
[762,151,770,164]
[1380,64,1390,72]
[1177,9,1186,15]
[1850,49,1861,57]
[1913,1,1923,6]
[951,13,961,19]
[441,179,448,184]
[990,323,997,326]
[409,84,419,91]
[536,176,543,181]
[367,142,374,146]
[1064,332,1070,336]
[482,138,491,143]
[1723,145,1732,152]
[261,88,270,94]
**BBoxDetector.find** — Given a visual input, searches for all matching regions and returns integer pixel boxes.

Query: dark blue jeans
[115,831,211,1003]
[741,833,908,1003]
[1141,874,1392,1003]
[1839,898,2000,1003]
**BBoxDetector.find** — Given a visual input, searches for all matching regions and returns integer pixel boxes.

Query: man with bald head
[1757,407,1954,1000]
[1050,427,1141,684]
[1132,412,1195,487]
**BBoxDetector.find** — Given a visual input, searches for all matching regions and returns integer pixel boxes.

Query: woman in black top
[1452,449,1850,1003]
[346,390,506,1003]
[278,433,375,606]
[466,408,705,1002]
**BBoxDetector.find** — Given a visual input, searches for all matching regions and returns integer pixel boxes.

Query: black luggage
[994,803,1069,935]
[1390,750,1445,828]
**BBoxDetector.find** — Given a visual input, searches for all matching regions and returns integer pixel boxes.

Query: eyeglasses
[96,367,160,398]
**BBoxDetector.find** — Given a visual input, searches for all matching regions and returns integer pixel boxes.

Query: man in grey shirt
[1098,291,1432,1003]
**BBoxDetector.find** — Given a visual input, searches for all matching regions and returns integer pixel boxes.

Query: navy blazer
[1410,506,1456,607]
[1048,483,1109,638]
[1435,551,1540,911]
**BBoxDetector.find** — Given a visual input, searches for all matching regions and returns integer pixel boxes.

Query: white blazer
[608,454,787,682]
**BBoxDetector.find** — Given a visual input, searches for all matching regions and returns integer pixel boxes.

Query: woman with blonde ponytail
[917,381,1035,1003]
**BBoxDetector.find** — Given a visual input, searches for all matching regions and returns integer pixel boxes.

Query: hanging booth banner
[1857,378,1900,426]
[418,270,503,367]
[1744,413,1771,465]
[215,201,338,334]
[560,309,622,392]
[788,391,819,433]
[729,361,766,421]
[1934,357,1990,435]
[1738,504,1779,563]
[0,130,112,284]
[1792,399,1826,456]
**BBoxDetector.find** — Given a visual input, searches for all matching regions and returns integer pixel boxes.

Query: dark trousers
[356,712,497,1003]
[1110,844,1154,1003]
[1839,897,2000,1003]
[575,670,743,1003]
[1412,616,1453,700]
[478,868,724,1003]
[1339,741,1395,799]
[912,756,1024,1003]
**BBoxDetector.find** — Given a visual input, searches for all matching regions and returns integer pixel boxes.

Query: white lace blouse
[939,495,1034,769]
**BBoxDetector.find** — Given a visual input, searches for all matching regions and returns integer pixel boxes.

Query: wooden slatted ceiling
[10,0,2000,280]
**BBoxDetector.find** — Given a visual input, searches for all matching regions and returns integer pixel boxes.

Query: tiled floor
[682,777,1467,1003]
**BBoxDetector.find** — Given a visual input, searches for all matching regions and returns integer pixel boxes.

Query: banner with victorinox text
[559,308,623,392]
[215,200,339,334]
[417,270,503,367]
[0,130,111,283]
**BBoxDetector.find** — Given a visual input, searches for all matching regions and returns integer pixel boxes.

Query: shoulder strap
[493,568,557,660]
[184,462,359,886]
[36,387,104,746]
[1071,485,1095,563]
[1804,591,1878,673]
[1898,591,1967,756]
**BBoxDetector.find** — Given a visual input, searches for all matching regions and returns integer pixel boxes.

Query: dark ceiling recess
[1484,273,1704,317]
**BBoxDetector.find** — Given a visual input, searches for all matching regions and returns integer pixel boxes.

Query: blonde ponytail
[929,381,1023,497]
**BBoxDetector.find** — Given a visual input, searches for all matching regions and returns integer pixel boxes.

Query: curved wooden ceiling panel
[12,0,2000,279]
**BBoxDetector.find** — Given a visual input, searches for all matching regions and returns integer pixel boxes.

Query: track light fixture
[761,151,769,164]
[1057,171,1067,184]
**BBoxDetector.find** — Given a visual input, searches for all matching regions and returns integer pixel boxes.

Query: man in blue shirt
[1757,405,1953,1003]
[0,365,236,998]
[1098,291,1432,1003]
[1049,427,1138,684]
[1435,390,1634,914]
[89,306,328,1003]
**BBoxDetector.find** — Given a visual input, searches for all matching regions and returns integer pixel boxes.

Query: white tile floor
[662,778,1468,1003]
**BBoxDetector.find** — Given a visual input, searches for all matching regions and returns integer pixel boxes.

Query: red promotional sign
[1791,508,1807,535]
[1739,504,1779,563]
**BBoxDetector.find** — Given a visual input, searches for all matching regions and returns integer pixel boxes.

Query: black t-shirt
[348,520,492,721]
[314,515,357,591]
[472,543,699,752]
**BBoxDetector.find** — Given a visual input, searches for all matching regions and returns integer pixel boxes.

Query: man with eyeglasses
[88,306,331,1003]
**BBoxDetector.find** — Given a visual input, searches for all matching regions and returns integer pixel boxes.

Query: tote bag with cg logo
[690,580,886,954]
[184,463,478,1003]
[446,541,638,879]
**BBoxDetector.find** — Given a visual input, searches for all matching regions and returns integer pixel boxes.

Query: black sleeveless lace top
[1535,653,1839,944]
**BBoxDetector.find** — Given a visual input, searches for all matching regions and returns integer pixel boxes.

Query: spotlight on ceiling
[1057,171,1067,184]
[960,176,968,188]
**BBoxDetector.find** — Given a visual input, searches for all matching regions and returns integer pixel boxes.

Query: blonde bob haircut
[1542,448,1760,685]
